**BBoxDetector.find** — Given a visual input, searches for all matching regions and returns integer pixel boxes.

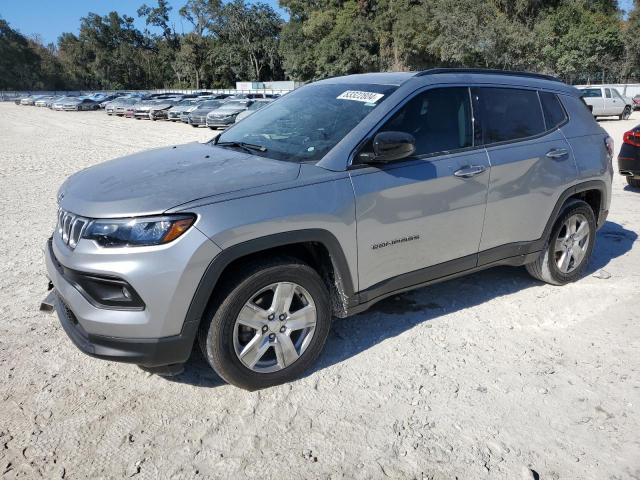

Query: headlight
[83,214,195,247]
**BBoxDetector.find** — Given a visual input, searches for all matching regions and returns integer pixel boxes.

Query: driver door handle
[454,165,487,178]
[546,148,569,160]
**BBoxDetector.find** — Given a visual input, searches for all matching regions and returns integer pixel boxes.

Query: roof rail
[416,68,562,83]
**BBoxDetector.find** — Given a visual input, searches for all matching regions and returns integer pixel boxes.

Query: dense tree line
[1,0,639,90]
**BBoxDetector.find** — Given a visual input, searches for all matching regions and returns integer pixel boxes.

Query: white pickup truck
[578,86,633,120]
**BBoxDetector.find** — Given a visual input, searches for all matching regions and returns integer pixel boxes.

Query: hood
[58,142,301,218]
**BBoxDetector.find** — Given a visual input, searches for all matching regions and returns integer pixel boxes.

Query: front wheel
[526,200,596,285]
[620,106,632,120]
[198,258,331,390]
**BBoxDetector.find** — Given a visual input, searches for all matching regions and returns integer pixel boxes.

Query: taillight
[605,136,614,157]
[623,130,640,148]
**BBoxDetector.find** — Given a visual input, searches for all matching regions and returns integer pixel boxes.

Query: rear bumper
[618,149,640,177]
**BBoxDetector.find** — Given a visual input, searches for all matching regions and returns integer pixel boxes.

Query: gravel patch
[1,104,639,479]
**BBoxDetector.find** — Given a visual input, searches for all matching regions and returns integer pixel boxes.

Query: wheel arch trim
[182,229,356,330]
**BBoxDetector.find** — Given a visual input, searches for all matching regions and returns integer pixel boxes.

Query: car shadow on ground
[166,221,636,389]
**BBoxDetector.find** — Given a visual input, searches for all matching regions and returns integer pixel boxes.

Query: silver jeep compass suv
[45,69,613,390]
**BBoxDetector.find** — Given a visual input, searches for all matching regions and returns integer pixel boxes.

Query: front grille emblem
[57,209,89,250]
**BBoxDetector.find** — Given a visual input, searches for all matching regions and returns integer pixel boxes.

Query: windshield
[177,99,196,106]
[217,83,396,162]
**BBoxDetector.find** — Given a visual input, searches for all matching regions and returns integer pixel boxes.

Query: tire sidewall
[545,203,596,284]
[203,263,331,390]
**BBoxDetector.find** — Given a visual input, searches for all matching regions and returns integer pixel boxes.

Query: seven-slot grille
[57,209,89,249]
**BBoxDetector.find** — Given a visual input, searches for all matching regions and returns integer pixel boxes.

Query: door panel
[479,129,577,251]
[351,149,490,290]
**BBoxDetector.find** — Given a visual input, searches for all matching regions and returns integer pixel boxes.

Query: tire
[191,124,198,128]
[526,200,596,285]
[627,177,640,188]
[198,257,331,390]
[620,106,632,120]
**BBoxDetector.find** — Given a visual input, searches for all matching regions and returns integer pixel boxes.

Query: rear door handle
[454,165,487,178]
[546,148,569,160]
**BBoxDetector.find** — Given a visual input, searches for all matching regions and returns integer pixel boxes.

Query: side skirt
[345,248,540,316]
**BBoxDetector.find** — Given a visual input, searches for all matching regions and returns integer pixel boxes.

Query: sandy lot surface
[0,104,639,479]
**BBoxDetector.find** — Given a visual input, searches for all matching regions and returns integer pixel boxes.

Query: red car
[618,124,640,188]
[633,95,640,111]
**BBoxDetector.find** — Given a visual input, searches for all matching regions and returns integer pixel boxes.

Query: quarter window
[378,87,472,157]
[476,88,545,144]
[539,92,568,130]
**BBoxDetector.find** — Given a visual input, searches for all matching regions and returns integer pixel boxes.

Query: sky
[0,0,287,44]
[0,0,635,44]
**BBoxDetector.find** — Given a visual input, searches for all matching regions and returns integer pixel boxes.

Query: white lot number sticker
[337,90,385,104]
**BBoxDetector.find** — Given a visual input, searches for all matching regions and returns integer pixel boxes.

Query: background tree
[1,0,639,90]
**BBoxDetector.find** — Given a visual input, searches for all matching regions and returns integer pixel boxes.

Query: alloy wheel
[553,213,590,274]
[233,282,317,373]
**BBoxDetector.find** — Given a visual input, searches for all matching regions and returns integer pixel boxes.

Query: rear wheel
[198,258,331,390]
[526,200,596,285]
[620,106,632,120]
[627,176,640,188]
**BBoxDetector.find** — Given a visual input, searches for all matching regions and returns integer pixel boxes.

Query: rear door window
[605,88,612,98]
[539,92,568,130]
[476,88,545,144]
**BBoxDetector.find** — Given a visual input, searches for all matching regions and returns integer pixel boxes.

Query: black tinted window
[605,89,612,98]
[477,88,545,144]
[581,88,601,98]
[380,87,472,156]
[540,92,567,129]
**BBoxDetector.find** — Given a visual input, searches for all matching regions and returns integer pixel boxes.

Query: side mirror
[369,131,416,163]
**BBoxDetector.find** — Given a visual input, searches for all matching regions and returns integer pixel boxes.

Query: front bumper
[51,288,197,367]
[44,226,221,366]
[150,110,169,120]
[206,117,235,127]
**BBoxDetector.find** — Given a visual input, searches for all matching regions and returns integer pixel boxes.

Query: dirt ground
[0,104,638,480]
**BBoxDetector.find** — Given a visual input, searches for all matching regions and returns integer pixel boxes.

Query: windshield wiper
[215,141,267,153]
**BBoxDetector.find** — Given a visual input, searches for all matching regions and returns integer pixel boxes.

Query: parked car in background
[206,99,254,129]
[167,99,201,121]
[149,98,181,120]
[45,96,66,108]
[34,96,55,107]
[52,97,72,110]
[105,98,123,115]
[98,95,119,109]
[633,95,640,111]
[187,99,228,127]
[234,99,273,123]
[133,99,155,119]
[20,95,43,106]
[578,86,633,120]
[63,97,101,111]
[115,98,139,116]
[618,124,640,188]
[45,69,613,389]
